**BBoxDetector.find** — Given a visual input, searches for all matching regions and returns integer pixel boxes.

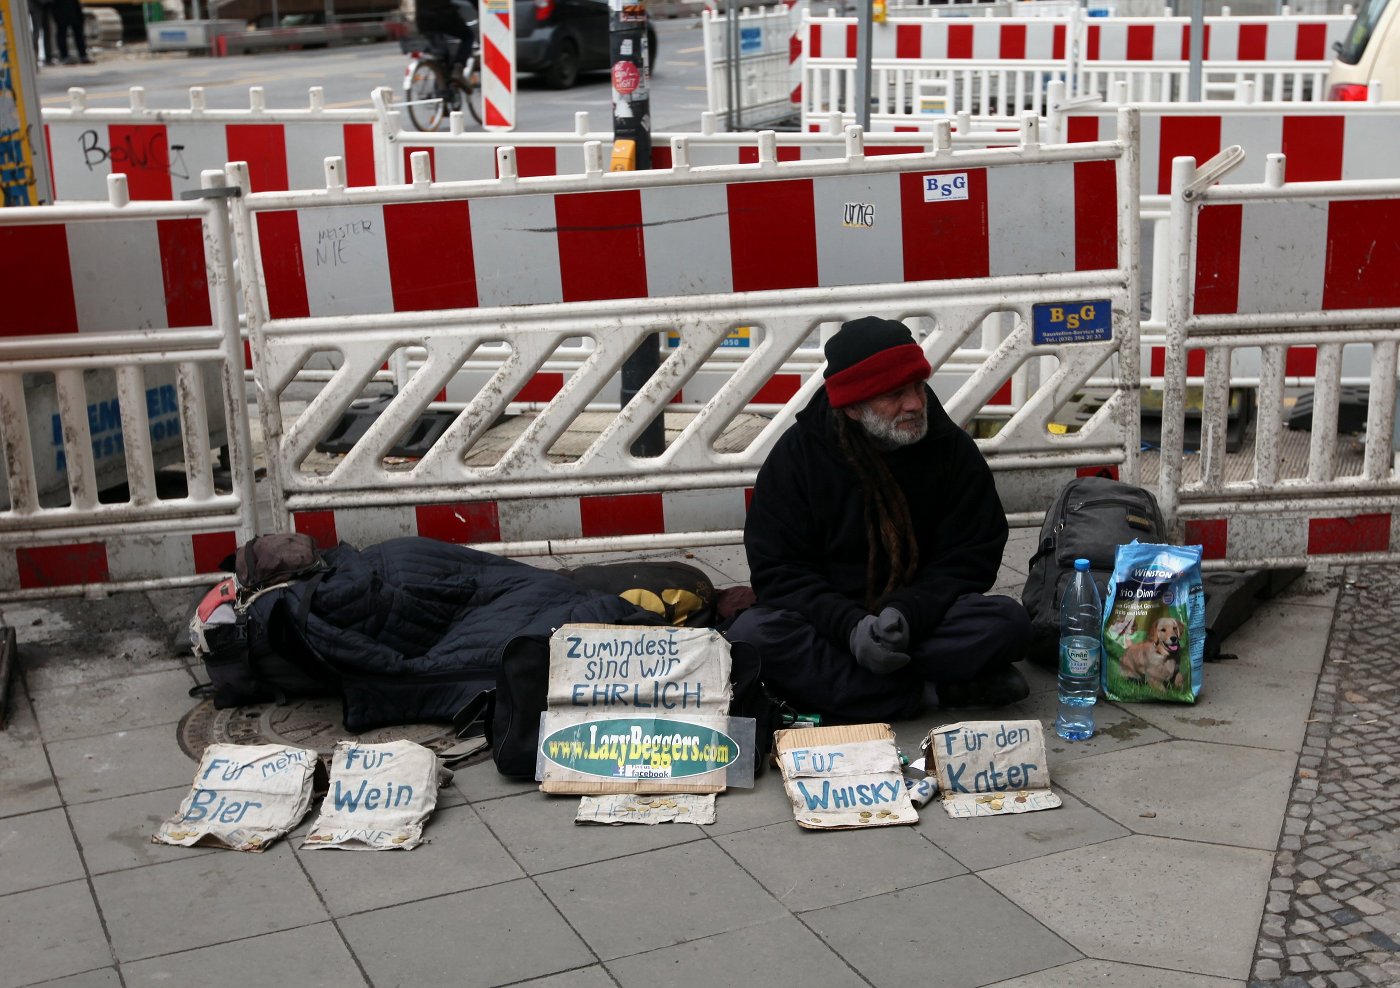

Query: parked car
[1327,0,1400,99]
[513,0,658,88]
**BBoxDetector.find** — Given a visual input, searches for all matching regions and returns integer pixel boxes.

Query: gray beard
[854,404,928,449]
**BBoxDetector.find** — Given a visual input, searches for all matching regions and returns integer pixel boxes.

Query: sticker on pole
[612,60,641,94]
[1032,300,1113,345]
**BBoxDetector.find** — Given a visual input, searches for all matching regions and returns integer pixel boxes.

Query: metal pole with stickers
[610,0,665,456]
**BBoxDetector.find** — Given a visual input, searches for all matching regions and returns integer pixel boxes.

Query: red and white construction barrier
[1159,153,1400,568]
[479,0,517,131]
[42,86,382,201]
[249,155,1119,321]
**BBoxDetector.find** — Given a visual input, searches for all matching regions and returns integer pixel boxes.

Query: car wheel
[544,38,580,89]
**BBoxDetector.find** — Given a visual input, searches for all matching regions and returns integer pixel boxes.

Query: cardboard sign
[302,741,441,850]
[154,744,318,852]
[925,720,1063,818]
[538,624,746,795]
[546,624,731,713]
[575,793,717,826]
[775,724,918,830]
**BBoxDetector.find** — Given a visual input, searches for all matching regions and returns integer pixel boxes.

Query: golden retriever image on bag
[1116,614,1185,691]
[1102,542,1204,704]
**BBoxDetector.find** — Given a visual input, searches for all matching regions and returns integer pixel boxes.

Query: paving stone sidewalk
[1251,564,1400,988]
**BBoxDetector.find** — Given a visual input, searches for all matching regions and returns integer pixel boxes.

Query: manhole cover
[177,697,457,762]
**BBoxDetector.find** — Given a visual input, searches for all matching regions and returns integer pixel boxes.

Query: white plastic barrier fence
[797,8,1353,126]
[1159,150,1400,568]
[373,98,1030,185]
[0,173,258,600]
[230,114,1139,551]
[372,98,1037,415]
[702,4,807,127]
[1053,85,1400,390]
[1076,12,1353,101]
[479,0,518,131]
[803,12,1076,120]
[43,86,384,202]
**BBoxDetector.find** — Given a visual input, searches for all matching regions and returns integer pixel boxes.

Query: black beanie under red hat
[823,317,933,409]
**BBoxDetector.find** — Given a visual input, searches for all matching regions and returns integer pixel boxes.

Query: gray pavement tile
[607,916,867,988]
[338,879,595,986]
[802,873,1080,988]
[916,787,1130,873]
[1001,529,1040,577]
[984,958,1244,986]
[19,633,186,691]
[120,922,368,987]
[295,803,524,916]
[0,807,86,895]
[1203,597,1333,675]
[450,756,543,805]
[0,602,81,645]
[92,845,328,962]
[47,725,198,805]
[513,967,620,988]
[0,880,113,988]
[1125,665,1320,754]
[1053,738,1297,850]
[30,668,198,743]
[981,834,1272,980]
[66,787,224,875]
[698,774,795,836]
[474,790,705,875]
[1011,691,1174,763]
[144,587,203,645]
[21,969,122,988]
[536,841,788,961]
[0,730,63,818]
[715,819,965,911]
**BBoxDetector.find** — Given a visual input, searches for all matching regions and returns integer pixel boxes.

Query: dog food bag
[1101,541,1205,703]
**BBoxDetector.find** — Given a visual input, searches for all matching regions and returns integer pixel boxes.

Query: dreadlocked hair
[832,410,920,608]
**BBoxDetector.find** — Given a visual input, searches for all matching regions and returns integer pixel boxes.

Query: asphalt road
[33,15,715,132]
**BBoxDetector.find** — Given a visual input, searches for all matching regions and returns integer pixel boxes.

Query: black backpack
[1021,475,1167,668]
[190,534,337,708]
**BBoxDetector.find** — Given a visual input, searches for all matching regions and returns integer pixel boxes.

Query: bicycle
[402,28,483,132]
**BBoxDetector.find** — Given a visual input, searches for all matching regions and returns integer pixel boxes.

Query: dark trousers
[729,594,1031,724]
[52,0,85,60]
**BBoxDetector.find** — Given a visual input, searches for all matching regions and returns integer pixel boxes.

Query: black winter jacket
[744,386,1008,648]
[256,537,658,732]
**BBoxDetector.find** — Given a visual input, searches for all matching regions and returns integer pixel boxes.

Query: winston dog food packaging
[1101,541,1205,703]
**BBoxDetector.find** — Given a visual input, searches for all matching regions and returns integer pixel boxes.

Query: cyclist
[415,0,475,79]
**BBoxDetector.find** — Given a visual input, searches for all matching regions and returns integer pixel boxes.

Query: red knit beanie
[823,317,932,409]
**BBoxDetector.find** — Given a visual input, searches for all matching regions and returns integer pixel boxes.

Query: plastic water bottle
[1056,558,1102,741]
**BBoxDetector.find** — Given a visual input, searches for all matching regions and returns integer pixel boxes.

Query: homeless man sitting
[730,316,1031,723]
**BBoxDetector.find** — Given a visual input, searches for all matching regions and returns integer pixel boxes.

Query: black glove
[872,606,910,652]
[849,614,911,675]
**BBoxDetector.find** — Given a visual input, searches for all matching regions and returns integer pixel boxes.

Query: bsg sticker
[922,172,968,203]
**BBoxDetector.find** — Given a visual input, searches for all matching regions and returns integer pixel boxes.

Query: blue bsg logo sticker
[922,172,969,202]
[1032,300,1113,344]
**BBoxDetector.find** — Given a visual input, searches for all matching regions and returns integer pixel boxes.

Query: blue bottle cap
[1074,558,1091,571]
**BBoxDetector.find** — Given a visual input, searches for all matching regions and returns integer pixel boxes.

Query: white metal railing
[0,172,258,600]
[1159,149,1400,567]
